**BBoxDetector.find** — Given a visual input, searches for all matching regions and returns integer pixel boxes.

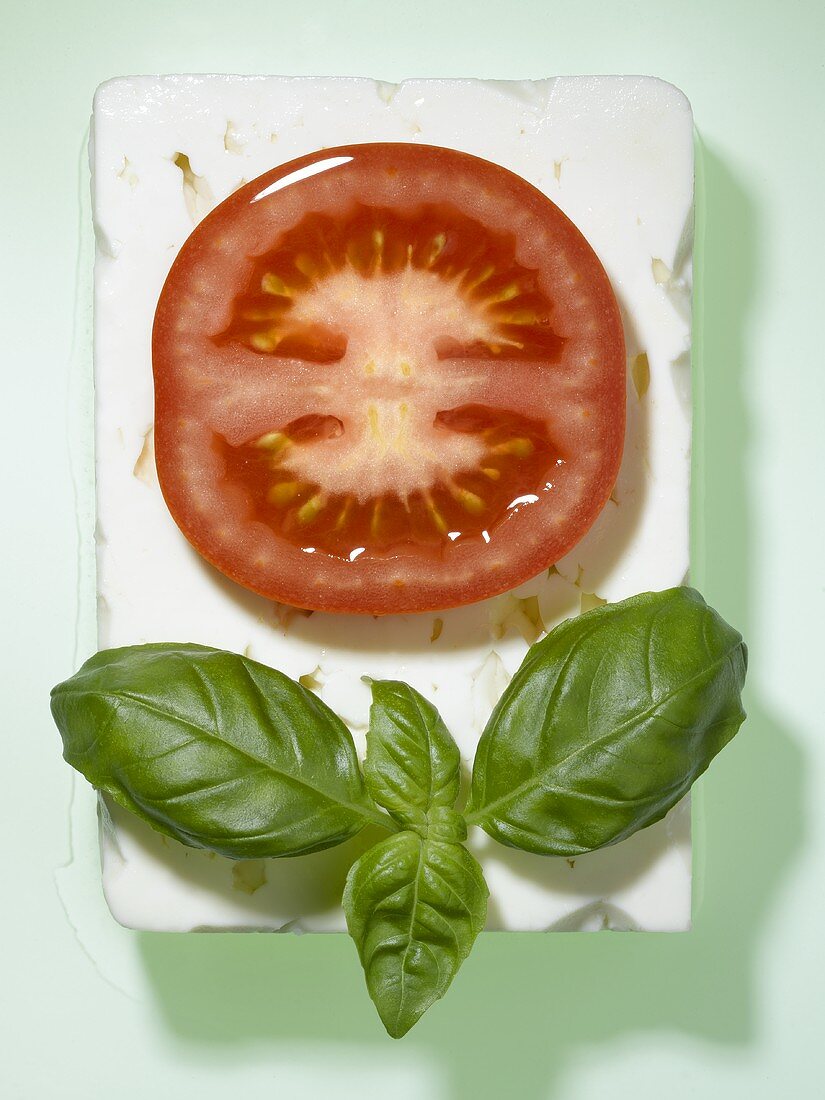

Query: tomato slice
[153,144,625,614]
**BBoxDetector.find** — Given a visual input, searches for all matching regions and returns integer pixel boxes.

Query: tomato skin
[153,143,625,614]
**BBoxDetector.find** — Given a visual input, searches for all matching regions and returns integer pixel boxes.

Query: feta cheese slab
[91,75,694,933]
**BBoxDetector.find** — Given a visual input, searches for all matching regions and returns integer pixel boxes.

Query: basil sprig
[50,587,747,1037]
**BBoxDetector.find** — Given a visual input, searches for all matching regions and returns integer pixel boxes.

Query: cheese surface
[92,75,694,932]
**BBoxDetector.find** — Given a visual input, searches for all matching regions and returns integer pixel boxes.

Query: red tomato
[153,144,625,614]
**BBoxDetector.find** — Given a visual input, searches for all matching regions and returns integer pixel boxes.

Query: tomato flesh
[153,144,626,614]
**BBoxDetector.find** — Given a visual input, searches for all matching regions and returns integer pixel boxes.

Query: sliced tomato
[153,143,625,614]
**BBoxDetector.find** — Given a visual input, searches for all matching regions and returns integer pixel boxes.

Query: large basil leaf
[365,679,461,829]
[343,830,487,1038]
[466,587,747,855]
[51,643,388,859]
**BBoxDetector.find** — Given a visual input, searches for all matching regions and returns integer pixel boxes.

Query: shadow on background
[138,145,805,1099]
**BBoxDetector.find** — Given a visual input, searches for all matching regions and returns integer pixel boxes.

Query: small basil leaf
[343,831,487,1038]
[466,587,747,855]
[51,643,385,859]
[365,679,461,826]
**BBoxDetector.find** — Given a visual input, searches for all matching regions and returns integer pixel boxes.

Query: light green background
[2,1,823,1096]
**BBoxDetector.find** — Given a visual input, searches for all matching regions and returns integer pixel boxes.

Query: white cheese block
[91,75,694,933]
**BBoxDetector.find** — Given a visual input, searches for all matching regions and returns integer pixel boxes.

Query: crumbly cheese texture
[92,75,694,932]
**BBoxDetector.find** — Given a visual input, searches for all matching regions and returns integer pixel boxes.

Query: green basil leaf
[51,643,387,859]
[343,830,487,1038]
[466,587,747,855]
[365,679,461,827]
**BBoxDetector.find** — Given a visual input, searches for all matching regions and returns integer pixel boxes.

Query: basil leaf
[466,587,747,855]
[365,680,461,829]
[343,830,487,1038]
[51,643,387,859]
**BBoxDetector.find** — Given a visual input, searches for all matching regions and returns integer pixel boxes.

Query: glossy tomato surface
[153,144,625,614]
